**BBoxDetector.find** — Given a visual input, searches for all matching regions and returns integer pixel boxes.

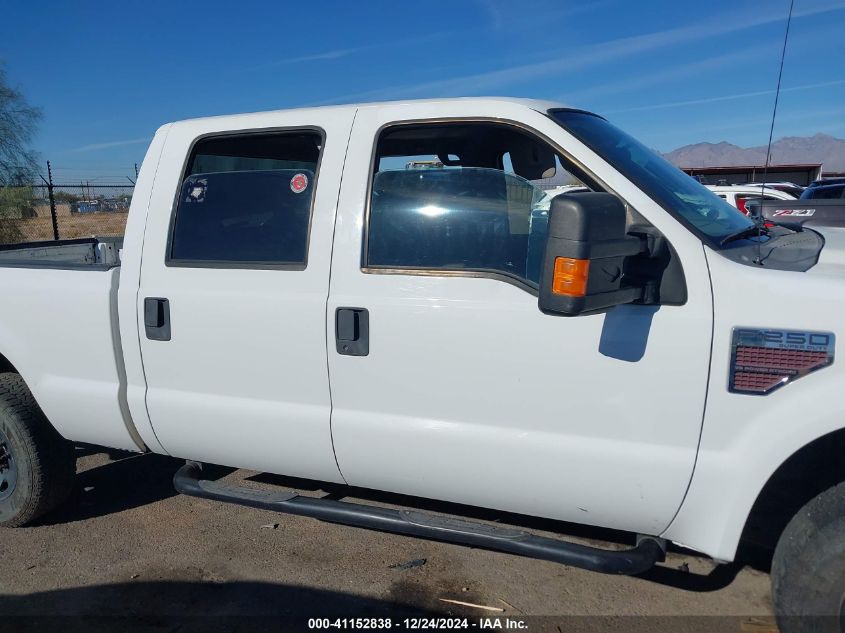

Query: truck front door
[327,101,714,536]
[137,110,353,482]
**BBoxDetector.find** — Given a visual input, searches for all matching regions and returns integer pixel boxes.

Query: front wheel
[0,373,75,527]
[772,481,845,632]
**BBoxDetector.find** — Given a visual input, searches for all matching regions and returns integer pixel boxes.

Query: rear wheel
[0,373,75,527]
[771,481,845,632]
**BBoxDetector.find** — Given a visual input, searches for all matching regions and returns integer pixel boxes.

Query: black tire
[772,481,845,632]
[0,372,75,527]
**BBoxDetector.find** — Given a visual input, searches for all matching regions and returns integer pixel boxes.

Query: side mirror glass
[538,193,650,316]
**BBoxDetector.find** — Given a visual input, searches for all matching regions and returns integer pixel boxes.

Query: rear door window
[169,131,321,266]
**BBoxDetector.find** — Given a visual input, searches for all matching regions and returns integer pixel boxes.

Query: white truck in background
[0,98,844,629]
[705,184,796,214]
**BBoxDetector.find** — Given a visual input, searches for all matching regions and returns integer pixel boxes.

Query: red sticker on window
[290,173,308,194]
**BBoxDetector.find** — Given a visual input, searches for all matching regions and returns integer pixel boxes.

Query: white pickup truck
[0,98,843,627]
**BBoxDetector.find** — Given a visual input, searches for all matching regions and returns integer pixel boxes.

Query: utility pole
[134,163,139,179]
[39,161,59,240]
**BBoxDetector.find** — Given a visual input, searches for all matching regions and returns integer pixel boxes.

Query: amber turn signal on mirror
[551,257,589,297]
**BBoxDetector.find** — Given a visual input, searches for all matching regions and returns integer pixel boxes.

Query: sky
[1,0,844,182]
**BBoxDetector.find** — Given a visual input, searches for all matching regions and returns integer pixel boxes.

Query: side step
[174,462,665,575]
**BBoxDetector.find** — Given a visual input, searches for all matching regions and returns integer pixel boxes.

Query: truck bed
[748,199,845,229]
[0,239,139,451]
[0,237,122,269]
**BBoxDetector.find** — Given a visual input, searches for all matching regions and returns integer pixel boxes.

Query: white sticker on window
[186,178,207,203]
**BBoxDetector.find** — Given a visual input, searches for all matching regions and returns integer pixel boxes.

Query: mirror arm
[587,235,646,259]
[626,228,668,305]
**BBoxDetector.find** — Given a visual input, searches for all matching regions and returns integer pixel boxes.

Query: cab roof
[168,97,572,127]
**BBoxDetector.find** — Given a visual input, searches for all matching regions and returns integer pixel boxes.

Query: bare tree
[0,63,41,243]
[0,62,41,186]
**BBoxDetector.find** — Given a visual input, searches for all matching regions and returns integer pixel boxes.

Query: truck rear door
[137,109,354,482]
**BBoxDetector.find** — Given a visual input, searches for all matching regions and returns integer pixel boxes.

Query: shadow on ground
[40,448,767,595]
[0,580,440,633]
[39,447,236,526]
[39,449,182,525]
[0,580,777,633]
[252,471,758,592]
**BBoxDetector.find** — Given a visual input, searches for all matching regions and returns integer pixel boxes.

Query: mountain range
[662,133,845,172]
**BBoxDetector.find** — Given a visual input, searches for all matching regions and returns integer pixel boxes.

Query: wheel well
[0,352,18,374]
[740,428,845,566]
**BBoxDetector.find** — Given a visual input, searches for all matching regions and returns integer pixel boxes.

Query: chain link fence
[0,183,133,245]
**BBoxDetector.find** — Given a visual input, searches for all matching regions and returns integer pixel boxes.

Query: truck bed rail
[0,237,122,269]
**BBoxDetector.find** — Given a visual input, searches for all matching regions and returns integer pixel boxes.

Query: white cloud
[605,79,845,114]
[475,0,617,31]
[70,137,150,153]
[560,45,776,103]
[475,0,505,30]
[319,0,845,103]
[260,47,367,68]
[639,104,845,147]
[258,31,447,70]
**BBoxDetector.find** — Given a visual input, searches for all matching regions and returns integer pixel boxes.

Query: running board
[173,461,665,575]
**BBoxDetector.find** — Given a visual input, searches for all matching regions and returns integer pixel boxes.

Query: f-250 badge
[730,328,834,395]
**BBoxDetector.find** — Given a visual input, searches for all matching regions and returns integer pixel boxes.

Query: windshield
[550,110,754,245]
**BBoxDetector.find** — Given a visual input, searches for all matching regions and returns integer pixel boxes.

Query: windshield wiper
[720,225,766,246]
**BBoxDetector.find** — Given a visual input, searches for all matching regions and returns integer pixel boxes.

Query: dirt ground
[0,448,776,632]
[8,212,127,243]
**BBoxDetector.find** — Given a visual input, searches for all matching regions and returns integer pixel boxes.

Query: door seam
[135,125,173,455]
[659,243,716,538]
[325,109,358,485]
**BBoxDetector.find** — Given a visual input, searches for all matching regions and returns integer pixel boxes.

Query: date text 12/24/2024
[307,618,528,630]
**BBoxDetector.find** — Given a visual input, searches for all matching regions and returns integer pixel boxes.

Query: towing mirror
[538,193,651,316]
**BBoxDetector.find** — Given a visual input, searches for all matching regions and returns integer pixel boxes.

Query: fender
[0,306,42,401]
[0,267,142,452]
[664,370,845,560]
[663,251,845,560]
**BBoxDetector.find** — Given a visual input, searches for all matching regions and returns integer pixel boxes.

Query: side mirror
[539,193,651,316]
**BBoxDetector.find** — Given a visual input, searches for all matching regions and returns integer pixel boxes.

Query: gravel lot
[0,448,776,632]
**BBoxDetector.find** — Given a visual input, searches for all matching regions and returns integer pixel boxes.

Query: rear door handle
[335,308,369,356]
[144,297,171,341]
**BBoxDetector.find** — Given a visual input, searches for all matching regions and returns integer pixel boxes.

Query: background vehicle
[800,183,845,199]
[0,98,842,630]
[706,184,796,214]
[808,177,845,189]
[535,184,591,208]
[740,181,805,197]
[748,198,845,230]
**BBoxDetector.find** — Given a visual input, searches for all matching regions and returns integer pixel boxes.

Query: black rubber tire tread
[771,480,845,632]
[0,372,75,527]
